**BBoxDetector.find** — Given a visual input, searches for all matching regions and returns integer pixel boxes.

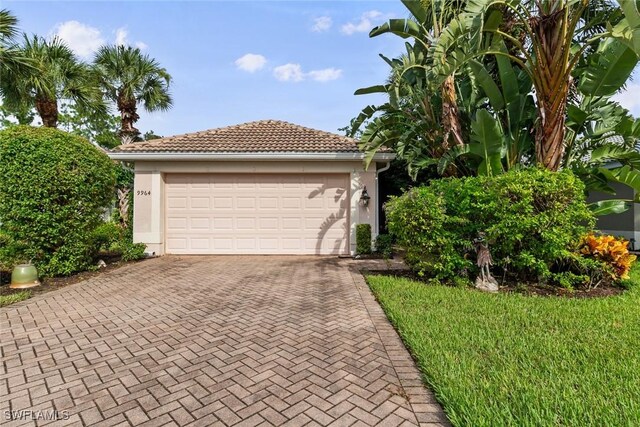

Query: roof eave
[107,152,396,162]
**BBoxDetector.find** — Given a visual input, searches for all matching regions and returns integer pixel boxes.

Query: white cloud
[341,10,383,35]
[307,68,342,82]
[613,83,640,115]
[272,63,342,83]
[311,16,332,32]
[52,20,104,57]
[235,53,267,73]
[274,63,305,82]
[114,27,148,50]
[115,27,128,46]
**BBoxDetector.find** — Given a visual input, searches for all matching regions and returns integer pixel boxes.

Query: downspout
[375,161,391,235]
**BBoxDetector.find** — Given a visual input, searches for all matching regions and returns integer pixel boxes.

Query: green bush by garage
[0,126,116,276]
[385,168,597,287]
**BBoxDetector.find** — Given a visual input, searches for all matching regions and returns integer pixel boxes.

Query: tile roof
[113,120,366,153]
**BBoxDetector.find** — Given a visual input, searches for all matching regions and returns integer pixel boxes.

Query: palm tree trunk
[531,4,568,171]
[34,98,58,128]
[441,75,464,150]
[117,187,131,229]
[117,93,141,140]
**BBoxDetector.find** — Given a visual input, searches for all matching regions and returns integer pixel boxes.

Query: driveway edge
[348,266,451,427]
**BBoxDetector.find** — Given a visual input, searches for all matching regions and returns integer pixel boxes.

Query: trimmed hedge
[0,126,115,276]
[385,168,596,286]
[356,223,372,255]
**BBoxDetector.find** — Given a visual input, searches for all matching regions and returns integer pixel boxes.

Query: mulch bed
[365,268,626,298]
[0,253,142,299]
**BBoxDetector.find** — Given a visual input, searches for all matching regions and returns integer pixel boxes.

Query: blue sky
[3,1,639,137]
[3,1,412,136]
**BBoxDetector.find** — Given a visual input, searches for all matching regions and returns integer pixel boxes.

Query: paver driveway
[1,256,448,427]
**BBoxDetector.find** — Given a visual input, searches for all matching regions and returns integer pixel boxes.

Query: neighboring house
[108,120,394,256]
[589,183,640,250]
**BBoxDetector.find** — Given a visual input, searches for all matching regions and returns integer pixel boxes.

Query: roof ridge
[111,119,372,154]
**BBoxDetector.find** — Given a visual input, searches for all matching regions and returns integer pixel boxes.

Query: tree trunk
[34,98,58,128]
[441,74,464,150]
[117,187,131,229]
[531,5,569,172]
[117,92,141,140]
[115,102,137,230]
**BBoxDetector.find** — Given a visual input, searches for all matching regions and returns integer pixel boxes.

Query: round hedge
[0,126,115,276]
[385,168,596,287]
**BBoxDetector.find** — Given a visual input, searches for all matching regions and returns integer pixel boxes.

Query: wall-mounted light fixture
[359,186,371,207]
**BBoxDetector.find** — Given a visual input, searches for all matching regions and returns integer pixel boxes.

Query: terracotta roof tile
[113,120,371,153]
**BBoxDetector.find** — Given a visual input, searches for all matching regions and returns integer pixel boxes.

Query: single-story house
[108,120,395,256]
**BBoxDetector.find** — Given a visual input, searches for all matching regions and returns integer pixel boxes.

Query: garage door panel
[190,217,210,230]
[236,217,256,230]
[213,217,233,229]
[167,217,187,230]
[190,197,210,209]
[165,173,349,254]
[167,197,187,209]
[258,217,279,231]
[236,197,256,209]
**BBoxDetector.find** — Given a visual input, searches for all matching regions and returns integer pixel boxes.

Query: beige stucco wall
[132,160,380,255]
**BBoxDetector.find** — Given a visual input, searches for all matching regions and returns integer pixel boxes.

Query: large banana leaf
[400,0,427,23]
[590,144,640,168]
[370,19,425,41]
[438,108,505,176]
[467,59,504,110]
[578,38,638,96]
[589,199,632,216]
[613,1,640,55]
[609,165,640,194]
[354,85,390,96]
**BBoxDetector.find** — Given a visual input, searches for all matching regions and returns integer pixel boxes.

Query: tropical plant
[580,233,637,280]
[350,0,537,179]
[433,0,640,171]
[93,45,172,140]
[348,1,471,177]
[0,9,30,74]
[93,45,172,230]
[0,35,104,128]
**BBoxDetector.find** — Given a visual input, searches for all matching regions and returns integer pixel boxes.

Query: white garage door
[165,173,350,255]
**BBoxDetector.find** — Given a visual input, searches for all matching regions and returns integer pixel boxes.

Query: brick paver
[0,256,448,426]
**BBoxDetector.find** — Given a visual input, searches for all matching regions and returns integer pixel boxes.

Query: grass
[0,290,32,307]
[367,267,640,427]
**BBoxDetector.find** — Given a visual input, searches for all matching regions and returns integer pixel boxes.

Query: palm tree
[1,35,104,128]
[434,0,640,171]
[0,9,24,71]
[93,45,172,140]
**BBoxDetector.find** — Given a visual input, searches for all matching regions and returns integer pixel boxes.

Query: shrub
[375,234,393,258]
[0,126,115,276]
[385,168,595,285]
[91,222,123,253]
[580,234,637,281]
[356,224,372,255]
[119,242,147,261]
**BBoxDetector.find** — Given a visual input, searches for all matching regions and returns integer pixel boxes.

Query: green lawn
[367,268,640,427]
[0,290,31,307]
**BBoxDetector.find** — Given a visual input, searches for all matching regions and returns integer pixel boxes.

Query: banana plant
[432,0,640,171]
[437,108,506,177]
